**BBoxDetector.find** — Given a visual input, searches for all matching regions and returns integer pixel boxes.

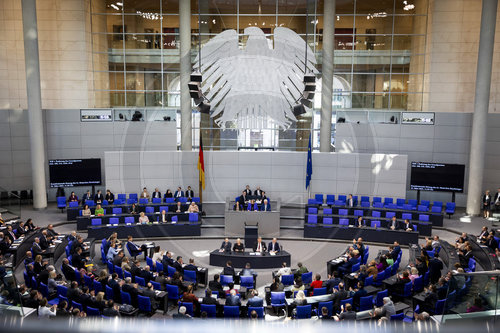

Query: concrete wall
[104,151,408,204]
[0,109,176,197]
[335,113,500,206]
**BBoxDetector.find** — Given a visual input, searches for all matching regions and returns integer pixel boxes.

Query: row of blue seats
[58,196,201,208]
[307,216,429,227]
[90,213,199,226]
[308,195,456,214]
[307,208,432,221]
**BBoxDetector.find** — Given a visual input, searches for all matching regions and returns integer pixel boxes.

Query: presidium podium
[224,197,281,242]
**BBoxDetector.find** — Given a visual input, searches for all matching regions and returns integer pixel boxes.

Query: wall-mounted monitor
[80,109,112,122]
[410,162,465,192]
[49,159,102,188]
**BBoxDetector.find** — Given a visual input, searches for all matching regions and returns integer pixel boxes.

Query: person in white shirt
[141,187,150,199]
[276,262,292,277]
[151,246,163,265]
[38,298,57,318]
[160,210,168,223]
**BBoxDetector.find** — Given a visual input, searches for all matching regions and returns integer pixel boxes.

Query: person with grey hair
[381,297,396,318]
[416,311,430,321]
[173,305,192,319]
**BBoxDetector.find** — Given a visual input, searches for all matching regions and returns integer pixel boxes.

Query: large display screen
[49,159,102,188]
[410,162,465,192]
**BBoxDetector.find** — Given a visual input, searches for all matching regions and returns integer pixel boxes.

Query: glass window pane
[110,91,126,106]
[390,93,407,109]
[351,92,389,109]
[278,0,311,15]
[239,0,277,14]
[277,16,307,34]
[202,0,237,14]
[356,35,392,50]
[393,35,425,51]
[352,58,391,73]
[355,15,393,35]
[352,73,390,93]
[122,14,162,33]
[356,0,394,14]
[336,0,355,14]
[123,0,161,14]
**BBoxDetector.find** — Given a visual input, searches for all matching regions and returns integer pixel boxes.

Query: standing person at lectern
[268,238,281,254]
[247,200,258,211]
[243,185,252,196]
[232,238,245,253]
[261,199,271,211]
[219,238,232,253]
[253,237,267,253]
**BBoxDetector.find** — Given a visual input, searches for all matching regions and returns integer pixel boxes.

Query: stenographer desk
[209,250,290,269]
[87,222,201,239]
[304,224,419,245]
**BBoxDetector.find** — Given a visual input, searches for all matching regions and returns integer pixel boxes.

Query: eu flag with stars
[306,133,313,190]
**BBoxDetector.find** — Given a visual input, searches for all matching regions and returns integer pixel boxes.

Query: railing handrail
[452,269,500,276]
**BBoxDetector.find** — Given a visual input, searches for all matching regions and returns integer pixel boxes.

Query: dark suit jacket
[238,195,247,207]
[332,289,348,312]
[82,193,92,202]
[184,264,197,272]
[233,243,245,252]
[140,270,154,283]
[243,189,251,196]
[72,253,85,270]
[223,266,235,276]
[261,203,271,211]
[253,241,267,253]
[268,242,280,253]
[122,283,139,307]
[172,261,183,273]
[388,219,399,230]
[94,193,104,203]
[39,236,49,250]
[152,191,162,198]
[174,191,184,198]
[108,278,122,303]
[32,242,44,256]
[208,280,224,295]
[247,203,258,211]
[391,246,401,259]
[5,231,16,242]
[225,294,241,306]
[202,296,218,305]
[247,296,264,307]
[428,258,444,284]
[186,190,194,198]
[105,193,115,203]
[130,265,142,277]
[162,256,175,268]
[220,241,232,252]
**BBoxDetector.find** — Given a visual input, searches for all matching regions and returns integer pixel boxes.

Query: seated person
[152,188,162,199]
[68,192,78,202]
[254,186,264,198]
[94,204,104,216]
[105,189,114,204]
[276,262,292,277]
[219,238,232,253]
[82,205,91,217]
[247,199,258,211]
[238,191,247,207]
[261,199,271,211]
[94,190,104,205]
[240,263,256,276]
[138,212,149,224]
[247,289,264,307]
[234,201,242,211]
[309,273,323,295]
[187,202,199,213]
[140,187,150,199]
[402,219,414,231]
[129,203,138,214]
[164,189,173,198]
[243,185,252,196]
[268,238,281,254]
[175,201,183,213]
[160,209,168,223]
[185,186,194,201]
[232,238,245,253]
[126,236,147,257]
[388,216,399,230]
[355,216,364,227]
[253,237,267,253]
[174,187,184,201]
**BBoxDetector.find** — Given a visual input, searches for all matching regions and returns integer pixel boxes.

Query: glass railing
[0,264,30,317]
[439,271,500,325]
[0,186,21,221]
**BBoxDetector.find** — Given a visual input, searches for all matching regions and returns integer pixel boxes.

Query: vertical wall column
[21,0,47,209]
[466,0,498,215]
[180,0,192,150]
[319,0,335,152]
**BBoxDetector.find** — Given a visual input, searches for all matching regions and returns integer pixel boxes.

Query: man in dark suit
[107,273,122,303]
[5,226,16,242]
[253,237,267,253]
[32,238,45,256]
[347,194,355,208]
[247,289,264,307]
[402,219,414,231]
[428,254,444,284]
[338,252,357,277]
[261,199,271,211]
[332,282,348,314]
[173,256,184,273]
[388,216,399,230]
[67,281,81,303]
[130,260,142,277]
[222,261,235,277]
[39,230,51,250]
[268,238,281,254]
[324,273,341,294]
[113,251,124,267]
[72,247,86,270]
[162,251,175,267]
[208,274,224,295]
[254,186,263,198]
[102,300,120,317]
[174,187,184,201]
[94,190,104,204]
[184,258,197,272]
[201,288,218,305]
[243,185,252,196]
[494,188,500,213]
[351,281,368,309]
[152,188,162,199]
[82,190,92,203]
[122,277,140,307]
[238,191,247,207]
[126,236,145,257]
[390,241,401,259]
[61,258,75,281]
[185,186,194,200]
[70,237,84,255]
[219,238,232,253]
[142,283,158,310]
[45,224,59,238]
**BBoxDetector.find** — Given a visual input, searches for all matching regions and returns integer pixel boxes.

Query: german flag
[198,134,205,190]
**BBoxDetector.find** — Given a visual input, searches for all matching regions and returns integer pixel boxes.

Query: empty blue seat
[360,196,370,203]
[105,285,114,301]
[421,200,430,207]
[144,206,154,214]
[338,195,347,202]
[359,296,373,311]
[240,276,254,289]
[120,291,131,305]
[189,213,198,222]
[315,194,324,204]
[112,208,122,214]
[402,213,412,220]
[373,197,382,204]
[323,217,333,225]
[374,289,388,307]
[200,304,217,318]
[139,198,149,204]
[373,202,383,208]
[396,198,406,208]
[360,201,370,208]
[403,204,414,211]
[171,215,178,223]
[413,276,424,293]
[419,214,429,222]
[418,205,428,212]
[307,215,317,224]
[326,195,335,205]
[192,197,201,203]
[184,270,197,283]
[113,199,123,205]
[334,200,345,206]
[445,202,456,217]
[338,209,348,216]
[384,197,393,205]
[150,197,160,204]
[138,295,152,313]
[166,284,181,305]
[281,274,294,286]
[296,305,312,319]
[135,276,146,287]
[179,197,188,203]
[323,208,332,215]
[86,306,100,316]
[117,194,126,200]
[353,209,363,217]
[270,292,286,306]
[91,218,102,226]
[431,205,442,213]
[308,207,318,214]
[408,199,418,208]
[372,211,381,218]
[68,201,79,208]
[124,216,134,224]
[314,287,326,296]
[433,201,443,208]
[224,305,240,318]
[109,217,119,225]
[166,265,176,277]
[301,272,312,284]
[57,197,66,210]
[129,193,138,201]
[339,218,349,226]
[371,220,381,228]
[127,198,136,204]
[85,200,95,206]
[385,212,396,219]
[220,275,233,286]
